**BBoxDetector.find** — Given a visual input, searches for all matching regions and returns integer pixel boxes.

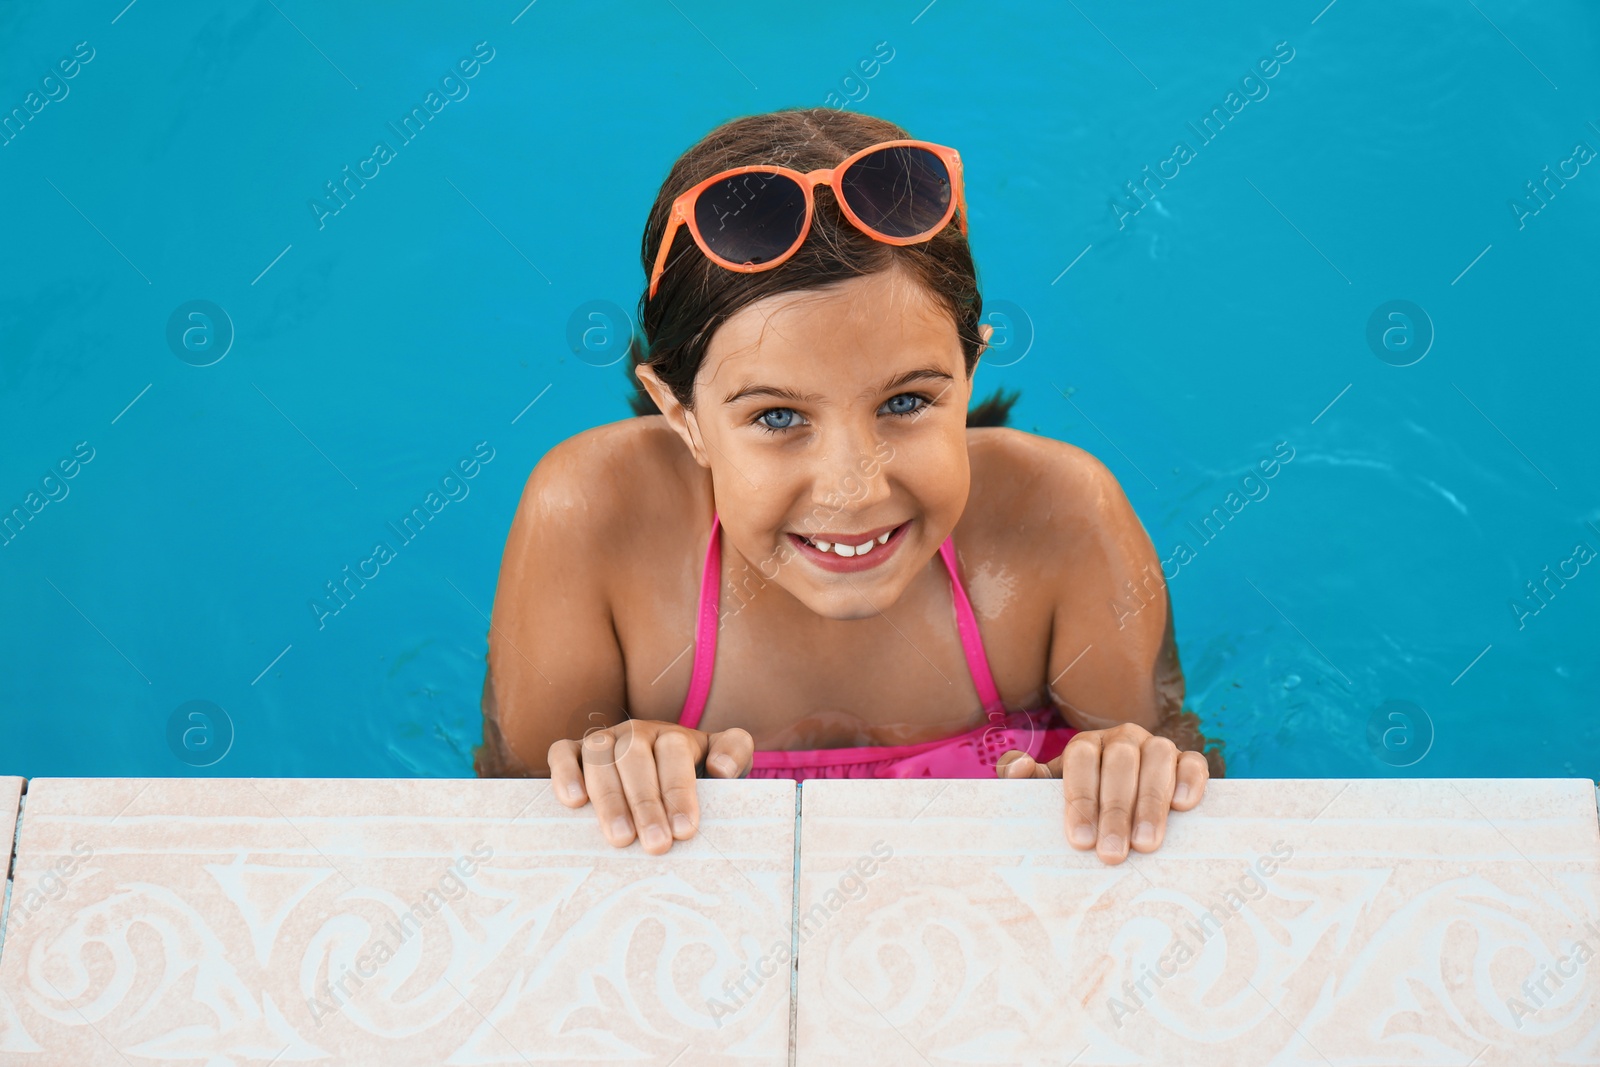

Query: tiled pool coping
[2,776,1597,1064]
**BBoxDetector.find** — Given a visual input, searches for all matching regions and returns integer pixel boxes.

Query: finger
[615,726,674,855]
[996,751,1050,778]
[705,728,755,778]
[1096,733,1143,864]
[1173,750,1210,810]
[996,751,1029,777]
[1062,735,1101,850]
[547,739,587,806]
[581,731,634,848]
[655,729,701,840]
[1130,736,1180,853]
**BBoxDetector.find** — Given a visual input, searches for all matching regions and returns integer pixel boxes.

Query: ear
[635,363,711,468]
[970,322,994,379]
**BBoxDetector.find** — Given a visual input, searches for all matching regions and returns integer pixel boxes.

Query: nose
[810,420,890,514]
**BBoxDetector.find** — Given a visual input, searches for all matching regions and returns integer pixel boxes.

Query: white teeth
[802,524,899,558]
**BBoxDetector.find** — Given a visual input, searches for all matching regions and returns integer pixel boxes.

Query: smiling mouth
[791,521,907,559]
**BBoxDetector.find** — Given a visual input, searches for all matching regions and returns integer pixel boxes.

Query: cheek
[712,455,802,531]
[902,439,971,513]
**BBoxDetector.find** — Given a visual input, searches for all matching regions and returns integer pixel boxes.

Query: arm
[1043,445,1177,733]
[997,440,1212,863]
[477,433,629,779]
[476,428,754,856]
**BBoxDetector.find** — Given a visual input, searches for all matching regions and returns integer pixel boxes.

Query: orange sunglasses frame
[648,138,968,299]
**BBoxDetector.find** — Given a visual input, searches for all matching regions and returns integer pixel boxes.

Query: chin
[798,575,911,621]
[814,598,888,622]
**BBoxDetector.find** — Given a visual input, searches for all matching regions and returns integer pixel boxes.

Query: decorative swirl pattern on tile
[795,779,1600,1064]
[0,779,795,1065]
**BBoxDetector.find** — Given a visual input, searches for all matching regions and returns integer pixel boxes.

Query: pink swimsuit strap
[676,511,1006,734]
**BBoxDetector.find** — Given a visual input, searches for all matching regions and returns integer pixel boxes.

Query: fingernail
[610,816,632,842]
[1101,834,1125,856]
[672,813,692,836]
[1174,783,1191,805]
[1133,821,1154,847]
[642,825,668,849]
[1071,824,1095,847]
[566,781,584,802]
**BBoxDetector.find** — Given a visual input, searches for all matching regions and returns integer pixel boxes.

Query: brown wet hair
[624,106,1018,426]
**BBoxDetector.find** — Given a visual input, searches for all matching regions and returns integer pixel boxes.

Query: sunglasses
[648,138,967,300]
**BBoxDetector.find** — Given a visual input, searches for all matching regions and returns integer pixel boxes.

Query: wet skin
[480,264,1208,864]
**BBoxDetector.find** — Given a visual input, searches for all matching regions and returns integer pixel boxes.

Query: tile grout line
[0,778,28,969]
[788,782,802,1067]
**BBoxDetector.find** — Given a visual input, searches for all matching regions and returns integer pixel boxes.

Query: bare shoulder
[515,415,699,534]
[507,415,703,588]
[963,426,1136,561]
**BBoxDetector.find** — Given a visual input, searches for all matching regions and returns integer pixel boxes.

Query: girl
[475,107,1222,866]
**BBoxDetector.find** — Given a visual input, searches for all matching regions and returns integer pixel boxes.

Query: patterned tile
[0,777,21,961]
[794,778,1600,1065]
[0,777,796,1065]
[0,777,19,847]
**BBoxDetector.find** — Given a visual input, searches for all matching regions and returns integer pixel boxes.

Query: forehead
[697,269,960,396]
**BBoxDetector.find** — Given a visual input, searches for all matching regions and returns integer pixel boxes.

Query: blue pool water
[2,1,1596,780]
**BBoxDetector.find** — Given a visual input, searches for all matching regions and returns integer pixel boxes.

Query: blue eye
[756,408,799,434]
[750,393,933,436]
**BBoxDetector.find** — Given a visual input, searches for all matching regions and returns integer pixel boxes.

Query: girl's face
[640,266,991,621]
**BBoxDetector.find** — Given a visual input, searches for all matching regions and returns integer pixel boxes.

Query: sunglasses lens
[839,146,952,239]
[693,171,807,266]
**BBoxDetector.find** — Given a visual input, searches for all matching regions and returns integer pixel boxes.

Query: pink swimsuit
[676,512,1080,780]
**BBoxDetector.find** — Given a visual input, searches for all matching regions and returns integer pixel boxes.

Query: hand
[996,722,1208,864]
[548,719,754,855]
